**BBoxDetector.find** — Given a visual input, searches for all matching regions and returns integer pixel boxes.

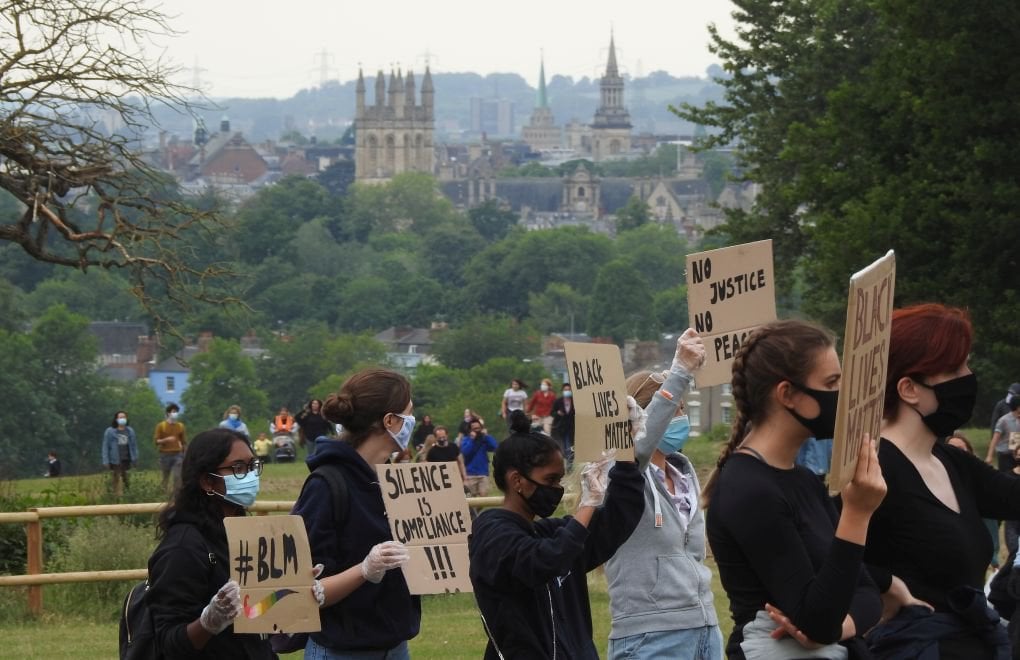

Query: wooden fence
[0,496,506,615]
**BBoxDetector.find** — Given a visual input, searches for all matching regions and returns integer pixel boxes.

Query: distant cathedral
[354,68,435,182]
[521,57,562,151]
[590,33,632,162]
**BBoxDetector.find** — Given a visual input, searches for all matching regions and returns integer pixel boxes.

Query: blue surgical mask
[563,391,573,398]
[228,413,239,421]
[209,470,260,508]
[387,413,415,451]
[659,415,691,454]
[117,417,128,426]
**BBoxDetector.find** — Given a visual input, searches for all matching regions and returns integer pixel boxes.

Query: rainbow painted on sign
[242,589,298,618]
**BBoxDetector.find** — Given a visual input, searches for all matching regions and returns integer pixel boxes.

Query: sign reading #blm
[564,341,631,463]
[375,462,473,594]
[686,240,777,387]
[224,515,320,634]
[829,250,896,495]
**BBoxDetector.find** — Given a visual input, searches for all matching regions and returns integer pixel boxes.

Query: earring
[205,490,215,496]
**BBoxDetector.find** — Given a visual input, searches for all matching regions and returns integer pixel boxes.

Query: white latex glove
[360,541,410,584]
[199,580,240,635]
[671,328,706,374]
[311,563,325,608]
[580,454,612,507]
[626,394,647,442]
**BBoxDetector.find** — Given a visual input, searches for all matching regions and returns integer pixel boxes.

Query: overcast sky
[159,0,739,98]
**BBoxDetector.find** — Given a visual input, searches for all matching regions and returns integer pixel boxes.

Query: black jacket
[469,461,645,659]
[146,511,274,660]
[292,437,421,652]
[551,396,575,438]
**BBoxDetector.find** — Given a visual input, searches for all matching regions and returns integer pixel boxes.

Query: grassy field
[0,428,992,658]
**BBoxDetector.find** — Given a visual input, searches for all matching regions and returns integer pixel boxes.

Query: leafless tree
[0,0,239,331]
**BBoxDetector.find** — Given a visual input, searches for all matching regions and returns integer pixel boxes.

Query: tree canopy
[676,0,1020,410]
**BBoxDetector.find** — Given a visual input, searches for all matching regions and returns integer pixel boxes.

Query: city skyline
[163,0,738,98]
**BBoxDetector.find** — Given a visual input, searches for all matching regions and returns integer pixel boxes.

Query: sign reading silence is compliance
[375,462,473,594]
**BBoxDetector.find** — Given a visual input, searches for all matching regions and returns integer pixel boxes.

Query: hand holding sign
[672,328,706,374]
[841,435,887,522]
[361,541,410,584]
[200,580,241,634]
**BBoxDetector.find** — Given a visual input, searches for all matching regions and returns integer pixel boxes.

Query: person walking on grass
[102,410,137,497]
[154,403,187,492]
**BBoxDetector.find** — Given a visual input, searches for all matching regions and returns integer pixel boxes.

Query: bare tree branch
[0,0,243,339]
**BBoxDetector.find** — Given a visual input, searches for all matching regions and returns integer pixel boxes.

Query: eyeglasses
[214,459,263,479]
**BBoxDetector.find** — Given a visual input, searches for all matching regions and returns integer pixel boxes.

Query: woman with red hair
[864,303,1020,658]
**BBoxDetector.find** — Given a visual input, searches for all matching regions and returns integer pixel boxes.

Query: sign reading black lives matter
[829,250,896,495]
[686,240,776,387]
[564,341,632,463]
[375,462,473,594]
[224,515,320,634]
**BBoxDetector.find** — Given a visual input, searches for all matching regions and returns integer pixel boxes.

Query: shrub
[47,517,157,620]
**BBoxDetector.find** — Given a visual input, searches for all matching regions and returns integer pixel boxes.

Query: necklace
[737,445,768,464]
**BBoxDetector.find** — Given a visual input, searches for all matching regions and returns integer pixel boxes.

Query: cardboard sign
[829,250,896,495]
[686,240,777,387]
[375,462,473,594]
[223,515,320,634]
[564,341,632,463]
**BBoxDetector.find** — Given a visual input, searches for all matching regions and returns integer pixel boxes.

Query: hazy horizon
[162,0,739,99]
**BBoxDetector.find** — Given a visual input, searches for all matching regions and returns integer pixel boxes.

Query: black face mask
[914,373,978,438]
[787,382,839,439]
[521,473,565,518]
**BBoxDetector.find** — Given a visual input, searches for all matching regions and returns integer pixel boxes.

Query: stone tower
[590,33,632,162]
[521,55,562,151]
[354,67,435,182]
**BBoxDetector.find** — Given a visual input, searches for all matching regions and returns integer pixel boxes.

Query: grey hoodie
[605,368,719,639]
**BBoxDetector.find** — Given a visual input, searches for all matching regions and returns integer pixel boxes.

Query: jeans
[158,452,183,490]
[608,626,724,660]
[305,638,410,660]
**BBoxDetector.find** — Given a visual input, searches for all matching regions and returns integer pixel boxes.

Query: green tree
[103,380,166,470]
[431,315,542,370]
[181,338,269,433]
[527,283,590,334]
[652,285,689,333]
[0,330,61,477]
[234,176,337,264]
[614,195,652,233]
[676,0,1020,412]
[0,277,27,332]
[587,261,657,344]
[468,200,519,242]
[461,227,613,318]
[341,173,459,242]
[614,223,688,292]
[24,269,142,321]
[29,306,113,475]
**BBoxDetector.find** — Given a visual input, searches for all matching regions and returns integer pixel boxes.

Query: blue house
[148,346,199,412]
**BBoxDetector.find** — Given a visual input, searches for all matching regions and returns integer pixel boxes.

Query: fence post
[26,508,42,615]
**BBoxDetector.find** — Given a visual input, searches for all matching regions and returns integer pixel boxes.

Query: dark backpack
[271,462,350,654]
[119,579,157,660]
[120,536,216,659]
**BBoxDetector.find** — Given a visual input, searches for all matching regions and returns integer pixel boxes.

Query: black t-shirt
[707,453,880,656]
[297,411,333,441]
[426,444,460,463]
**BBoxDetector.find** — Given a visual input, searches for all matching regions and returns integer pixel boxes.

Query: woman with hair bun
[292,368,418,660]
[704,320,885,659]
[469,378,655,659]
[861,304,1020,658]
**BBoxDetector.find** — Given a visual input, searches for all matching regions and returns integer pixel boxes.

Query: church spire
[537,53,548,109]
[606,30,619,77]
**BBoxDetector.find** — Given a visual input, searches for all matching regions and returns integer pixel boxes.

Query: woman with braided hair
[703,320,886,659]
